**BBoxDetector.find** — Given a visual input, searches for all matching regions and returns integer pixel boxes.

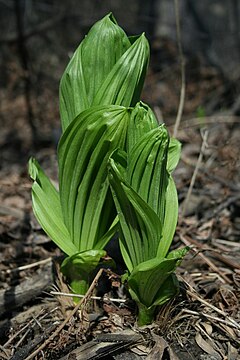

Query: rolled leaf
[128,257,179,309]
[135,274,179,326]
[93,33,149,108]
[58,105,130,251]
[59,13,131,131]
[61,249,107,294]
[127,126,169,224]
[28,158,76,256]
[167,138,181,173]
[157,176,178,258]
[108,151,162,272]
[127,101,158,154]
[128,247,188,310]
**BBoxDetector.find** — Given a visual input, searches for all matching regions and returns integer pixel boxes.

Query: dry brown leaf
[195,332,222,359]
[201,321,213,336]
[227,342,239,360]
[132,344,149,356]
[219,323,236,339]
[146,335,179,360]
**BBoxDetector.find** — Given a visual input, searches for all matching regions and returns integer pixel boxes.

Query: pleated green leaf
[93,218,119,251]
[128,246,188,309]
[61,249,107,294]
[167,137,181,173]
[58,105,130,251]
[135,273,179,326]
[93,33,149,108]
[157,176,178,258]
[127,126,169,224]
[128,257,179,309]
[59,40,88,132]
[59,13,131,131]
[29,12,184,308]
[28,158,76,256]
[155,138,181,258]
[108,151,162,272]
[127,101,158,154]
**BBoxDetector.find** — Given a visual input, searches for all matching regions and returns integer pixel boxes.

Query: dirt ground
[0,38,240,360]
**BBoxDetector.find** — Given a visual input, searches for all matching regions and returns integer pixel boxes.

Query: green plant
[108,127,188,325]
[29,13,187,325]
[59,13,149,131]
[29,13,150,295]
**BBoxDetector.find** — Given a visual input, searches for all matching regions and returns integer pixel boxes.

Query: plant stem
[71,279,89,298]
[137,303,156,326]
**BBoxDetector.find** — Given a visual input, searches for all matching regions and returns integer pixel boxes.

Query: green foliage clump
[29,13,188,325]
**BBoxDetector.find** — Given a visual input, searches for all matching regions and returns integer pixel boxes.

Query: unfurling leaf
[128,247,188,326]
[58,105,130,251]
[28,158,76,256]
[167,137,181,174]
[93,33,149,109]
[108,151,162,272]
[128,257,180,309]
[127,101,158,154]
[127,126,169,222]
[59,13,149,131]
[61,249,107,295]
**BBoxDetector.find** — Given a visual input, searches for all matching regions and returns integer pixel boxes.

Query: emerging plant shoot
[29,13,187,325]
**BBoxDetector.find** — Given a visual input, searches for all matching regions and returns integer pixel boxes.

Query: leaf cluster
[29,13,188,325]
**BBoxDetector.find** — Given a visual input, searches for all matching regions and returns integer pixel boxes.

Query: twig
[180,234,231,284]
[201,312,240,331]
[215,239,240,248]
[3,306,59,348]
[50,291,127,303]
[179,232,240,270]
[24,268,104,360]
[0,346,9,360]
[186,289,240,330]
[182,129,208,218]
[181,154,240,192]
[0,261,53,316]
[6,257,52,273]
[173,0,186,138]
[14,328,31,350]
[170,115,240,130]
[176,308,240,346]
[181,279,240,330]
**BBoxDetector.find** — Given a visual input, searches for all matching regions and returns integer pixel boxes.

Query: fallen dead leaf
[195,332,222,359]
[201,321,213,336]
[146,334,179,360]
[227,342,239,360]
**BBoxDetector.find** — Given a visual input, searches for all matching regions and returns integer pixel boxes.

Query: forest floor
[0,39,240,360]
